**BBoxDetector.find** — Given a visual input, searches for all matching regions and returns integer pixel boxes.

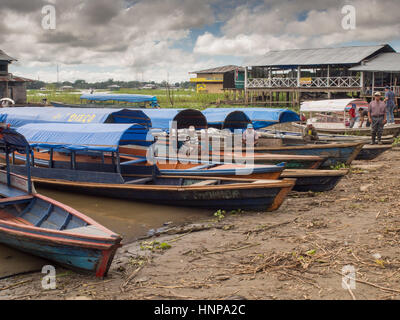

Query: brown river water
[0,188,213,279]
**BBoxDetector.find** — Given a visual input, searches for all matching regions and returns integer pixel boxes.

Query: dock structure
[243,44,400,108]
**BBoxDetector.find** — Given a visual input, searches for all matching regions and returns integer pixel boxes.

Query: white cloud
[2,0,400,82]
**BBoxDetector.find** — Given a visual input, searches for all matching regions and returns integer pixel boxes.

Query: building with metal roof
[349,53,400,72]
[248,44,394,67]
[242,44,398,107]
[189,65,245,93]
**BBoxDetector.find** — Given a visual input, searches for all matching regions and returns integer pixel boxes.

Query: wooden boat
[156,152,325,169]
[5,151,346,193]
[5,123,295,211]
[0,126,122,277]
[280,169,349,192]
[247,142,364,168]
[299,99,400,137]
[293,122,400,137]
[52,93,159,109]
[23,172,296,211]
[259,130,394,145]
[6,149,286,181]
[355,145,393,160]
[258,131,392,161]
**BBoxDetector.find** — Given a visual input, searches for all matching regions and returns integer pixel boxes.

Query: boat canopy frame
[0,124,33,193]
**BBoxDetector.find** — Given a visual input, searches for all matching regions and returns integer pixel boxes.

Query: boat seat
[125,177,153,185]
[63,225,110,237]
[0,209,33,226]
[190,180,218,187]
[0,195,34,205]
[252,180,270,184]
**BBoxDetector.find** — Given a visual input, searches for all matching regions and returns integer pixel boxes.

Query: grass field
[27,88,297,111]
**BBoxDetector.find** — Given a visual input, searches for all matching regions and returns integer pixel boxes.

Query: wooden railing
[247,76,361,89]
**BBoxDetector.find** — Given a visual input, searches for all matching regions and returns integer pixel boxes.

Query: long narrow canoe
[258,131,392,160]
[259,130,394,145]
[0,170,122,277]
[355,145,393,160]
[293,123,400,137]
[8,165,295,211]
[251,142,364,168]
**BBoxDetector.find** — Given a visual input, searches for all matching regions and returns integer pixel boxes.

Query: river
[0,188,214,279]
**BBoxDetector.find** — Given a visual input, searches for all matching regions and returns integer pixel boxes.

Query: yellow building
[189,65,244,93]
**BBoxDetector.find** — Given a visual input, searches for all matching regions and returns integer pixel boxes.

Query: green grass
[27,88,298,111]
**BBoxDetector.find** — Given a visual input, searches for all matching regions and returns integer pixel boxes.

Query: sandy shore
[1,148,400,300]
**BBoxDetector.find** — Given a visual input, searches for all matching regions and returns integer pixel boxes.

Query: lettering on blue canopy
[0,107,152,129]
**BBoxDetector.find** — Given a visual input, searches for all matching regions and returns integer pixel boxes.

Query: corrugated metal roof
[0,75,33,82]
[190,65,244,74]
[0,50,17,62]
[349,53,400,72]
[248,44,394,67]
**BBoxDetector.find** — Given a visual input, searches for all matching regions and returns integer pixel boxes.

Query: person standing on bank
[368,92,387,145]
[384,86,396,125]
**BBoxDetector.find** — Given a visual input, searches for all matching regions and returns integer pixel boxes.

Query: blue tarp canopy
[80,93,159,107]
[16,123,154,152]
[203,108,300,130]
[133,109,207,130]
[0,107,152,129]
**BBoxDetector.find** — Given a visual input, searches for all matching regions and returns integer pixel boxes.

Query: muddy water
[37,188,213,243]
[0,188,213,278]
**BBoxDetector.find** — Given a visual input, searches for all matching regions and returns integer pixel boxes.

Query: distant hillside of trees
[27,79,195,90]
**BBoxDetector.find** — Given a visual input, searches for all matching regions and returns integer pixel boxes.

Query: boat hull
[281,169,348,192]
[253,143,364,168]
[355,145,392,160]
[0,227,118,277]
[27,174,295,212]
[294,123,400,137]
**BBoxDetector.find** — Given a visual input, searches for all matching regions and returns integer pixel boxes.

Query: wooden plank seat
[62,225,110,237]
[0,195,34,205]
[0,209,33,226]
[125,177,153,185]
[190,180,218,187]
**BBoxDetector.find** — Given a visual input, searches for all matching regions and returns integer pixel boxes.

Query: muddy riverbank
[1,149,400,300]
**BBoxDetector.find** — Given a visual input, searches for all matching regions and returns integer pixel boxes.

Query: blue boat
[52,93,160,108]
[0,124,122,277]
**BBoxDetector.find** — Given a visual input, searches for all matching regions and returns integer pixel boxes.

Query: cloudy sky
[2,0,400,83]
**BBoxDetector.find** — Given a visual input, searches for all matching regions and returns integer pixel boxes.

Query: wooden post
[360,71,364,94]
[244,67,248,105]
[297,66,301,88]
[5,146,10,187]
[71,151,76,170]
[372,72,375,94]
[49,148,54,168]
[116,152,121,174]
[25,146,32,194]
